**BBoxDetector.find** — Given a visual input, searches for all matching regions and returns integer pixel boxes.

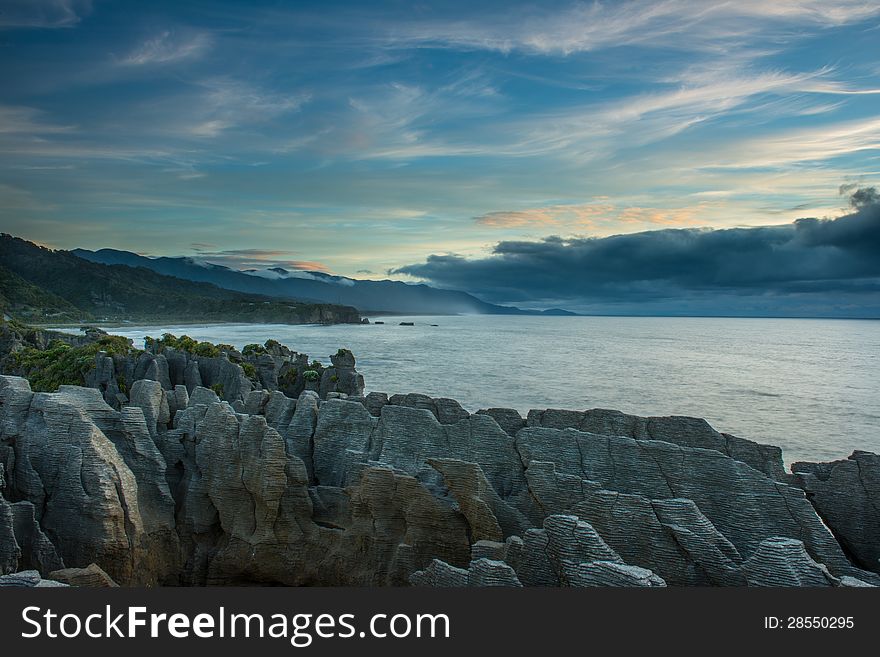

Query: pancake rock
[0,374,876,588]
[792,451,880,574]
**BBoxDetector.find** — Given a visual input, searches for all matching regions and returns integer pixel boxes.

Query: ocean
[88,315,879,467]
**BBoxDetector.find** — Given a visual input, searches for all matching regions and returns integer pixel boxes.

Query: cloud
[0,105,74,134]
[332,76,501,160]
[185,77,311,137]
[394,187,880,316]
[0,0,90,29]
[379,1,880,56]
[187,248,332,273]
[704,116,880,168]
[121,30,213,66]
[474,202,712,230]
[497,64,880,162]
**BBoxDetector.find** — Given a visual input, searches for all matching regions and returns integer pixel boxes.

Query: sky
[1,0,879,315]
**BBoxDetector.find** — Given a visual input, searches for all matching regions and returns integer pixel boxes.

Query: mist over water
[98,316,879,467]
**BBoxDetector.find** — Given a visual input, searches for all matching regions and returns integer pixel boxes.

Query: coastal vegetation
[6,333,138,392]
[0,234,362,325]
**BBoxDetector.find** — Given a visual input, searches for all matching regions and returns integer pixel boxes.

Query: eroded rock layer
[1,375,876,587]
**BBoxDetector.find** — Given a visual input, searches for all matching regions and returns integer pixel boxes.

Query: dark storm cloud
[393,189,880,314]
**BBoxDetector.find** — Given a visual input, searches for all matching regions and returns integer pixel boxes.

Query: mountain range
[0,234,361,325]
[72,247,576,316]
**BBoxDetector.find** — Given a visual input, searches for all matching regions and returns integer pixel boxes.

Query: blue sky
[1,0,879,313]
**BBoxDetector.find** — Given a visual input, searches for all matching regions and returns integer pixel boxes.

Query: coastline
[47,317,877,467]
[1,330,877,588]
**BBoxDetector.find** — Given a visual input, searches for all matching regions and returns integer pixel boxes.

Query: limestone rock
[49,563,119,587]
[526,408,785,479]
[514,515,623,587]
[562,485,745,586]
[792,451,880,574]
[743,538,839,586]
[470,539,509,561]
[568,561,666,587]
[476,408,525,437]
[10,500,65,574]
[409,557,522,587]
[369,405,538,525]
[427,458,531,540]
[279,390,320,482]
[187,386,220,408]
[184,360,203,392]
[515,426,875,583]
[387,393,469,424]
[409,559,468,587]
[129,378,171,438]
[362,392,389,417]
[168,385,189,418]
[1,371,875,590]
[467,558,523,586]
[197,357,252,401]
[142,354,172,390]
[244,389,270,416]
[0,570,68,587]
[0,492,19,574]
[0,376,178,586]
[312,399,375,487]
[263,390,296,429]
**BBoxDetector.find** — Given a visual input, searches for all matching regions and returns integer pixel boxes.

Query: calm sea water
[85,316,879,466]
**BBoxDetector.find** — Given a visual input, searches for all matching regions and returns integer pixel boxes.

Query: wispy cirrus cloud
[319,73,502,160]
[0,104,75,134]
[187,77,311,138]
[704,116,880,169]
[378,1,880,56]
[121,29,213,66]
[499,64,880,161]
[0,0,91,29]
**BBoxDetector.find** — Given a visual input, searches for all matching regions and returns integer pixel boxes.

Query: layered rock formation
[792,451,880,574]
[0,373,877,587]
[2,328,365,412]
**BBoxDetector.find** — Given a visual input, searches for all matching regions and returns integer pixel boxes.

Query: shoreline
[1,326,877,588]
[18,319,875,467]
[1,371,877,588]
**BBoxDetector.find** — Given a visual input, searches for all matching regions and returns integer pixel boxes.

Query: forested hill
[0,234,361,325]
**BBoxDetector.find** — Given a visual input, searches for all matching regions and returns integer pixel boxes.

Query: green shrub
[242,343,266,357]
[241,362,257,379]
[309,360,323,370]
[210,383,224,396]
[143,333,236,358]
[7,334,140,393]
[154,333,199,352]
[302,369,320,382]
[335,348,352,358]
[279,367,298,387]
[264,339,281,350]
[193,341,220,358]
[94,334,137,356]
